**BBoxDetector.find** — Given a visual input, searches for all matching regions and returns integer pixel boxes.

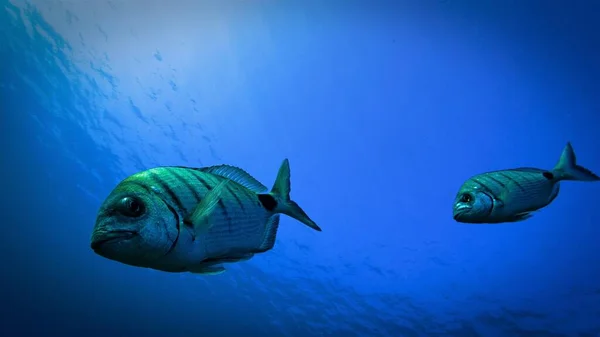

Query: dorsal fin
[200,165,267,192]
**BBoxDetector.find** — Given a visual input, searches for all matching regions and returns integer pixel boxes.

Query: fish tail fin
[552,142,600,181]
[259,159,322,232]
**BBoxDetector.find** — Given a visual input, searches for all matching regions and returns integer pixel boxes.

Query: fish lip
[453,204,471,220]
[91,230,137,250]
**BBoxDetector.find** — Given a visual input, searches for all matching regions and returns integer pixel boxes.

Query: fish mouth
[91,230,137,251]
[453,204,471,221]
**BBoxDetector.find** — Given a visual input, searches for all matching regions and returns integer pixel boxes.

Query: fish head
[452,187,494,223]
[91,177,178,268]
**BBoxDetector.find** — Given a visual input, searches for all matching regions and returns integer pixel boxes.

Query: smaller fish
[453,142,599,224]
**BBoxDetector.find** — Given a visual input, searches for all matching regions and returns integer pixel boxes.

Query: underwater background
[1,0,599,336]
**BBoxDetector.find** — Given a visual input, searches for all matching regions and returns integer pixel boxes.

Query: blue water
[2,1,599,336]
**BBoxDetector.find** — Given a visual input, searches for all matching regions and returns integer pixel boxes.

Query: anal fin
[189,264,226,275]
[506,212,533,222]
[204,253,255,264]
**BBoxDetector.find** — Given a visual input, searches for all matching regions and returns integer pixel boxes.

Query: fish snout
[453,203,471,220]
[90,229,138,251]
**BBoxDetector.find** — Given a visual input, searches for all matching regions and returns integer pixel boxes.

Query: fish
[90,158,321,275]
[453,142,599,224]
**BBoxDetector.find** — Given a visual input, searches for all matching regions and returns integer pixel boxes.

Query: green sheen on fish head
[90,174,178,268]
[452,180,494,223]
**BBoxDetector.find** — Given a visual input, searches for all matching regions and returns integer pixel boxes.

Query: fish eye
[460,193,473,203]
[116,196,146,217]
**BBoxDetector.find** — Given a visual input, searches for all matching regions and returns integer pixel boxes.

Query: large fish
[453,142,599,224]
[90,159,321,275]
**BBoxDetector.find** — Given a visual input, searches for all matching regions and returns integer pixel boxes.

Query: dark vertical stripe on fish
[499,172,525,192]
[471,177,495,196]
[167,168,201,205]
[150,171,186,212]
[164,203,181,255]
[239,186,261,208]
[226,184,246,212]
[178,170,210,230]
[487,175,506,189]
[516,170,534,184]
[127,181,153,195]
[187,170,213,191]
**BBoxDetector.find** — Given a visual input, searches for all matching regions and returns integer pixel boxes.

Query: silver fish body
[453,142,599,224]
[91,159,321,274]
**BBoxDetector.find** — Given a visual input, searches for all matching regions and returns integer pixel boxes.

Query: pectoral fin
[203,253,255,264]
[184,179,229,233]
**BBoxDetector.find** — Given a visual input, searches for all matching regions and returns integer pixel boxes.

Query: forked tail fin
[553,142,600,181]
[259,159,322,231]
